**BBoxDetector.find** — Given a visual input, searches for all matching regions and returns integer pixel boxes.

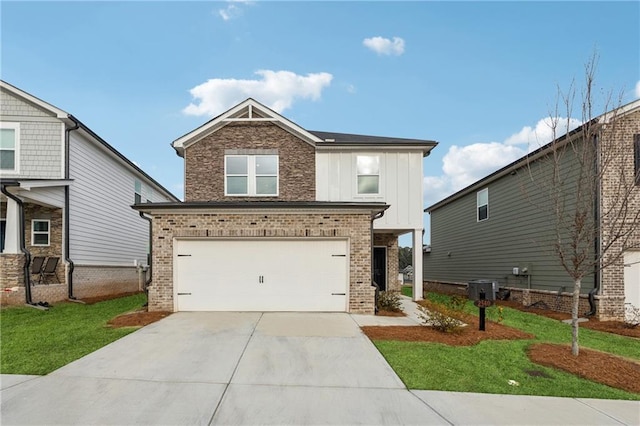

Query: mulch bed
[376,310,407,317]
[107,310,171,328]
[528,343,640,394]
[362,313,534,345]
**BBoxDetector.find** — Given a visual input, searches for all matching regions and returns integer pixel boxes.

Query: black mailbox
[468,280,497,301]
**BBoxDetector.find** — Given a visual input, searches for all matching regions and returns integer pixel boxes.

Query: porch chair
[40,257,60,284]
[29,256,46,283]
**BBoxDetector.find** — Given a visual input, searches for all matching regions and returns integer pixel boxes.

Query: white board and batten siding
[315,151,424,230]
[68,131,172,267]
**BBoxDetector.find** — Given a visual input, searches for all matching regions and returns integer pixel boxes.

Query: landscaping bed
[108,309,171,327]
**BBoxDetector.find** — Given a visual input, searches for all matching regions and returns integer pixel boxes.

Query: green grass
[401,286,413,298]
[1,294,147,375]
[371,292,640,400]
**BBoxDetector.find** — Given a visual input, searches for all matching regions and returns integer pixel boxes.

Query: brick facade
[24,203,64,284]
[598,108,640,320]
[148,211,375,314]
[374,233,400,292]
[184,122,316,202]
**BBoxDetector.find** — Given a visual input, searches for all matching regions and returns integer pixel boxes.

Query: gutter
[64,117,80,300]
[1,183,33,305]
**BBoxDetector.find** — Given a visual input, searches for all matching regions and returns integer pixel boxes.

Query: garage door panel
[175,239,348,312]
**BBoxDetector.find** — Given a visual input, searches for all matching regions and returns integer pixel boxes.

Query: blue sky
[2,1,639,246]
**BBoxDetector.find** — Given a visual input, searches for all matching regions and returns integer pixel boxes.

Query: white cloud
[363,36,405,56]
[635,80,640,99]
[218,0,252,21]
[423,115,583,207]
[504,116,582,150]
[347,84,356,94]
[183,70,333,117]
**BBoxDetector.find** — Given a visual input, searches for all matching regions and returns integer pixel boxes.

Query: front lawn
[1,293,147,375]
[370,293,640,400]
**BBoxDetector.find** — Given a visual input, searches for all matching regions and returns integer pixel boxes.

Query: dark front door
[373,247,387,291]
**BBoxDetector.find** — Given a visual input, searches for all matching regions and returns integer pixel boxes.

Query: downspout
[139,212,152,289]
[1,183,33,305]
[64,117,80,299]
[586,133,601,317]
[371,210,386,313]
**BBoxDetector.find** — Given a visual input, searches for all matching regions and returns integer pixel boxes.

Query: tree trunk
[571,277,581,356]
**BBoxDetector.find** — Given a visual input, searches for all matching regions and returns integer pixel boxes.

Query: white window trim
[0,122,20,174]
[477,188,489,222]
[31,219,50,247]
[225,155,279,196]
[355,154,381,196]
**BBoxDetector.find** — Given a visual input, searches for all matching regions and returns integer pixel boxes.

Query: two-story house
[0,80,178,305]
[134,98,436,313]
[424,99,640,321]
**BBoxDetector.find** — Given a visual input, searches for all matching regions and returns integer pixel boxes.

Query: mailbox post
[468,280,496,331]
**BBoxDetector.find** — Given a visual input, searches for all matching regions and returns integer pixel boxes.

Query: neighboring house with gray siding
[0,80,178,305]
[424,99,640,321]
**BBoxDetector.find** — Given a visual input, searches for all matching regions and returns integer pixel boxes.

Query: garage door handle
[332,254,346,257]
[177,254,192,257]
[331,293,346,296]
[177,292,192,296]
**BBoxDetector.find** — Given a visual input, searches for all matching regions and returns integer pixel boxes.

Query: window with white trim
[477,188,489,222]
[0,123,19,172]
[225,155,278,196]
[32,220,50,246]
[356,155,380,194]
[134,179,143,204]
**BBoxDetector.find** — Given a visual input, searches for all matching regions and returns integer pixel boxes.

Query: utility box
[468,280,497,301]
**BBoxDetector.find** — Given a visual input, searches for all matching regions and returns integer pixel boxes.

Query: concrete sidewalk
[1,310,638,425]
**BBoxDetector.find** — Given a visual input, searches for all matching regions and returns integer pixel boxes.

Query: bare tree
[524,54,639,356]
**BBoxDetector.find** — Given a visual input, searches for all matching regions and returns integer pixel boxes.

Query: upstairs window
[357,155,380,194]
[634,134,639,186]
[225,155,278,196]
[477,188,489,222]
[134,179,143,204]
[0,123,19,172]
[32,220,50,246]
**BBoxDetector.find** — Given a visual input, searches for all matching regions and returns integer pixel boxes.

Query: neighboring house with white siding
[0,80,178,305]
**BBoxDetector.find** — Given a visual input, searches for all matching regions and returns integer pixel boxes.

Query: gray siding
[425,144,595,294]
[68,132,171,266]
[0,91,63,179]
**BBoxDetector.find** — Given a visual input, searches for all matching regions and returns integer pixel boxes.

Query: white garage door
[174,239,348,312]
[624,251,640,321]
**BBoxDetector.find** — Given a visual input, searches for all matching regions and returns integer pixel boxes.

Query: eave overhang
[133,201,390,217]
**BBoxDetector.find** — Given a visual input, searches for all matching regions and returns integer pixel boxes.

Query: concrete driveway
[0,312,448,425]
[2,311,638,425]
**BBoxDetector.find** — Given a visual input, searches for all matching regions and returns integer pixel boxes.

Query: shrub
[624,303,639,328]
[417,299,464,333]
[377,291,403,312]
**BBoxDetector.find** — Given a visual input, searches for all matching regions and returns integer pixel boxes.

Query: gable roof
[172,98,438,157]
[171,98,323,157]
[425,98,640,213]
[0,80,179,202]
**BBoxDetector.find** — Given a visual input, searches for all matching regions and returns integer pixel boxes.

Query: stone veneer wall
[184,122,316,202]
[24,203,64,284]
[149,212,374,313]
[1,265,142,305]
[597,108,640,321]
[373,233,400,292]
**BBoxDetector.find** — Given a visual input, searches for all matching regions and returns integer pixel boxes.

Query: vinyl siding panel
[425,145,596,294]
[68,132,171,266]
[316,150,424,229]
[0,91,63,179]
